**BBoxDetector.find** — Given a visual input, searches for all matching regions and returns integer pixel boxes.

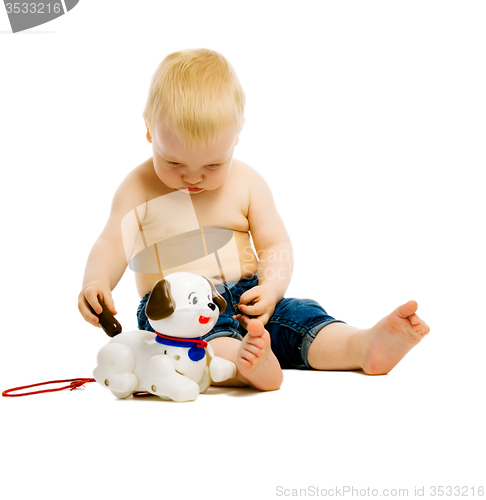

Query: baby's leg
[307,300,430,374]
[209,322,283,391]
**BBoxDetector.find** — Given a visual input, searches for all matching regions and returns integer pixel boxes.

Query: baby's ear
[144,121,152,143]
[202,276,227,313]
[146,279,175,320]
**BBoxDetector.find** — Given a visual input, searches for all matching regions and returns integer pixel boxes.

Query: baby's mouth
[199,316,210,324]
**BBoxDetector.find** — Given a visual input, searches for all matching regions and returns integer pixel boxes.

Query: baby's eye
[165,160,181,167]
[206,164,221,169]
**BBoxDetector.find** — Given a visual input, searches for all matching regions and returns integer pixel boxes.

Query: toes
[237,321,272,372]
[245,336,265,349]
[238,357,253,369]
[408,313,430,336]
[396,300,418,318]
[240,349,259,365]
[408,313,420,326]
[415,322,430,336]
[247,319,265,338]
[237,335,266,368]
[243,342,265,357]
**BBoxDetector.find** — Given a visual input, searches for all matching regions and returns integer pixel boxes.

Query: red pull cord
[2,378,96,397]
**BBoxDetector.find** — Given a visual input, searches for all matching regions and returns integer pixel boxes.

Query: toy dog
[93,272,236,402]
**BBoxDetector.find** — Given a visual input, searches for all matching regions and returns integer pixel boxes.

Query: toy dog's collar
[154,333,208,362]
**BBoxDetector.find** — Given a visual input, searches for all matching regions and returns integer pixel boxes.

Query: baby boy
[78,48,430,391]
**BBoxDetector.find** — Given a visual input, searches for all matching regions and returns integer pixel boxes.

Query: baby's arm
[78,170,146,327]
[237,168,293,326]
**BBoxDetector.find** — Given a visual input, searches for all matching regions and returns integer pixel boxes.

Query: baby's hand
[236,284,277,327]
[78,281,117,328]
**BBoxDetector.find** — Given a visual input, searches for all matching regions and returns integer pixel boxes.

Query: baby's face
[148,121,239,195]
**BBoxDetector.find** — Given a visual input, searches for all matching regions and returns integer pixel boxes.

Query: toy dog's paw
[150,374,200,402]
[95,342,136,373]
[94,342,139,398]
[209,357,237,383]
[198,366,211,394]
[95,371,139,399]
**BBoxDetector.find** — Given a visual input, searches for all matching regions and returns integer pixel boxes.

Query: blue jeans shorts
[137,275,345,369]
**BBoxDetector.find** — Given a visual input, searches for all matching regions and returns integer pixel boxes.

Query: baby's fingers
[256,313,270,326]
[238,301,263,316]
[79,284,117,326]
[99,293,117,317]
[239,287,260,305]
[78,293,101,326]
[85,291,105,318]
[234,314,250,329]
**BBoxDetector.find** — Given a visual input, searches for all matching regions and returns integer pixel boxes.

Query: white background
[1,1,485,499]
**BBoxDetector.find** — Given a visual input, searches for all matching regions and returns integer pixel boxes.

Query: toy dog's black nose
[208,303,216,311]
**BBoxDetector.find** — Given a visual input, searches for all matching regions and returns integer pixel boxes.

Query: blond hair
[143,48,245,149]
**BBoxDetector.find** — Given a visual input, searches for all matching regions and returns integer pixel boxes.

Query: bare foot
[361,300,430,375]
[236,319,283,391]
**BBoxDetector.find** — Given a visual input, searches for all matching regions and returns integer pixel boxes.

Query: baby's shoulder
[110,158,162,216]
[230,159,268,187]
[117,158,166,199]
[230,159,274,202]
[130,158,161,190]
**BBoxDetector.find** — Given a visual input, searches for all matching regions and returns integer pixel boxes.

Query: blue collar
[155,333,207,362]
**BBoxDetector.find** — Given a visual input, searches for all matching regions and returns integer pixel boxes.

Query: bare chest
[190,186,249,232]
[141,177,249,239]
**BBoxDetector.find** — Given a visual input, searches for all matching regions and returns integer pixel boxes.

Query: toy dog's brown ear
[146,279,176,321]
[202,276,227,313]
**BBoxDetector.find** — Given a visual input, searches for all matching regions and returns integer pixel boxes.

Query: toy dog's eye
[188,293,198,305]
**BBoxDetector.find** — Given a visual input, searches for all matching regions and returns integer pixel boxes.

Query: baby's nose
[183,170,203,184]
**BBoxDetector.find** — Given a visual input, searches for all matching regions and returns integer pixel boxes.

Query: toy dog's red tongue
[199,316,210,324]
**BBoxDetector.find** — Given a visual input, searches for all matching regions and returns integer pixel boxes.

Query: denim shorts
[137,275,345,369]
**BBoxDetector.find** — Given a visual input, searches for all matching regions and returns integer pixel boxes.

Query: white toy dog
[93,272,236,402]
